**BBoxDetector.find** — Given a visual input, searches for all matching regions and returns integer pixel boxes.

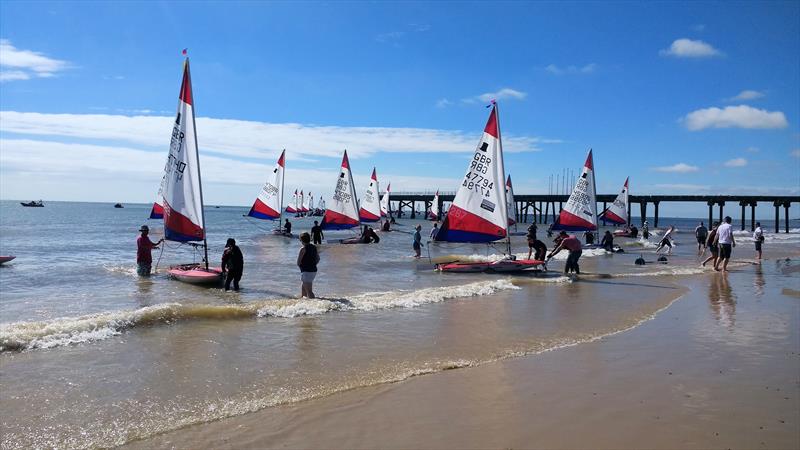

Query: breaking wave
[0,280,518,352]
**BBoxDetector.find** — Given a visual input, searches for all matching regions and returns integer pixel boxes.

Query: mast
[495,103,512,255]
[184,58,210,270]
[590,149,598,230]
[279,150,285,226]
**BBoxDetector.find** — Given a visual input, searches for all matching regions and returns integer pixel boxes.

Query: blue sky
[1,1,798,217]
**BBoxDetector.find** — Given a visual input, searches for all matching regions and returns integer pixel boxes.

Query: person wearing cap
[221,238,244,291]
[136,225,163,276]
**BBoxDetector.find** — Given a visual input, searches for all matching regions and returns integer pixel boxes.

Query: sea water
[1,200,798,448]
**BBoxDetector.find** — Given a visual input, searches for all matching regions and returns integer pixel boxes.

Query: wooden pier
[388,192,800,233]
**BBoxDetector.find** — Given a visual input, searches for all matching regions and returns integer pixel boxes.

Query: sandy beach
[127,255,800,450]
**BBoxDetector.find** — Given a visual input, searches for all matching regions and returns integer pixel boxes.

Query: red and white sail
[435,103,508,243]
[552,149,598,232]
[321,150,360,229]
[429,190,440,221]
[160,58,206,242]
[358,168,381,222]
[149,184,164,219]
[247,150,285,220]
[286,189,298,214]
[308,192,314,210]
[600,177,629,225]
[505,175,516,226]
[298,190,307,213]
[380,183,391,217]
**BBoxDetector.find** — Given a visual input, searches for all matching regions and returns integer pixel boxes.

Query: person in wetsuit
[311,221,324,245]
[221,238,244,291]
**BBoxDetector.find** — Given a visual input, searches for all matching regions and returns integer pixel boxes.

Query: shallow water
[1,201,798,449]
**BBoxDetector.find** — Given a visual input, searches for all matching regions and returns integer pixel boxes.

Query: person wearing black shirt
[297,232,320,298]
[311,221,324,245]
[283,219,292,235]
[221,238,244,291]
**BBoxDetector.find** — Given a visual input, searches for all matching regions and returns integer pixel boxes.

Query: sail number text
[462,153,494,197]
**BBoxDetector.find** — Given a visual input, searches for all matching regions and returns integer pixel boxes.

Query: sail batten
[435,104,508,243]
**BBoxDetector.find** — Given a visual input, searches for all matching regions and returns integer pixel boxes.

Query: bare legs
[301,281,315,299]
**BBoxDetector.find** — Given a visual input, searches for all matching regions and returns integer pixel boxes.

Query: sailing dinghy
[286,190,298,214]
[358,168,381,223]
[433,103,545,273]
[247,150,292,236]
[551,149,598,233]
[158,57,222,285]
[0,256,16,265]
[600,177,633,236]
[429,190,440,221]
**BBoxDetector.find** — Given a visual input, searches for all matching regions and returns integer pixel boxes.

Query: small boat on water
[321,150,361,231]
[0,256,16,265]
[551,149,598,233]
[155,56,222,286]
[114,203,124,208]
[20,200,43,207]
[358,168,381,223]
[429,190,440,221]
[432,102,545,273]
[246,149,293,238]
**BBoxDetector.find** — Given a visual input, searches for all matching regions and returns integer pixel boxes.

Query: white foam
[257,279,519,318]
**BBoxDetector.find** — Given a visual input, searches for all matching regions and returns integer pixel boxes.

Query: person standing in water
[297,232,319,298]
[601,230,614,252]
[430,223,439,240]
[695,221,708,252]
[283,218,292,235]
[753,222,764,262]
[642,221,650,239]
[701,222,720,268]
[413,225,423,258]
[221,238,244,291]
[136,225,163,277]
[548,231,583,275]
[714,216,736,272]
[311,220,324,245]
[655,225,675,254]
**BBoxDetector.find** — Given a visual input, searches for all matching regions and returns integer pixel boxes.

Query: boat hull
[168,264,223,285]
[0,256,16,265]
[437,259,546,273]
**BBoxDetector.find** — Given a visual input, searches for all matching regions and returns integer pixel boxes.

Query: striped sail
[505,175,516,226]
[429,190,440,221]
[380,183,391,217]
[161,58,205,242]
[552,149,598,232]
[321,150,360,230]
[358,168,381,222]
[247,150,285,220]
[435,104,508,243]
[298,190,306,213]
[286,190,298,214]
[600,177,629,225]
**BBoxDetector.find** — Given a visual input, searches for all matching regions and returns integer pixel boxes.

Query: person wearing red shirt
[136,225,163,276]
[547,231,583,275]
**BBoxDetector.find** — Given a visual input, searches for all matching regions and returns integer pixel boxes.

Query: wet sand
[128,258,800,449]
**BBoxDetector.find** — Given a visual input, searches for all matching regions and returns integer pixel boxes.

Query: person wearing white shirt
[753,222,764,261]
[714,216,736,272]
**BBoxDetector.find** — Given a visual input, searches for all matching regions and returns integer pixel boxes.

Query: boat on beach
[156,56,222,285]
[20,200,43,207]
[432,102,545,273]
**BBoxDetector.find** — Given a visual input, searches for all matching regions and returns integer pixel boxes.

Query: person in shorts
[136,225,163,276]
[753,222,764,261]
[547,231,583,275]
[297,232,319,298]
[714,216,736,272]
[655,225,675,254]
[701,222,720,268]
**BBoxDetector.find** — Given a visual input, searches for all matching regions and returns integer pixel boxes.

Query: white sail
[552,149,598,231]
[321,150,360,229]
[380,183,391,217]
[435,103,508,243]
[429,190,440,221]
[247,150,285,220]
[358,168,381,222]
[161,58,206,242]
[600,177,629,225]
[505,175,516,226]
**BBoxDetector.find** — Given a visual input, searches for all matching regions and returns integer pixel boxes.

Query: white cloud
[744,146,760,153]
[660,38,722,58]
[0,39,70,81]
[723,157,748,167]
[0,111,547,162]
[464,88,527,104]
[435,98,453,108]
[652,163,700,173]
[726,90,765,102]
[544,63,597,75]
[683,105,788,130]
[791,149,800,158]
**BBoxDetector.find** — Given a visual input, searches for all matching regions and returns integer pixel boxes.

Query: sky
[1,1,798,218]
